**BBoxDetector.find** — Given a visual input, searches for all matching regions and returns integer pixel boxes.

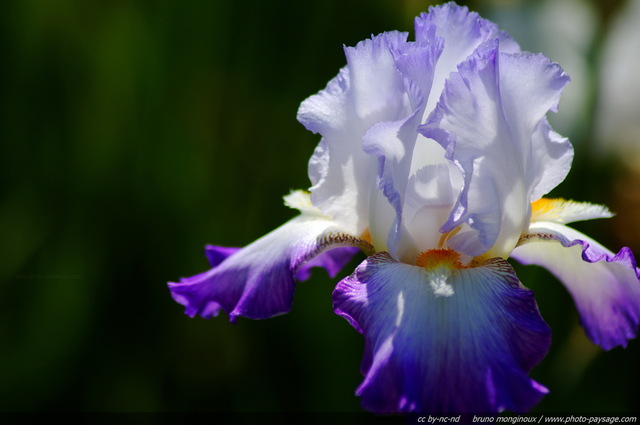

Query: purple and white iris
[168,3,640,414]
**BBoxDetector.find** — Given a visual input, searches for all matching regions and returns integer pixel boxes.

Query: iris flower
[169,2,640,414]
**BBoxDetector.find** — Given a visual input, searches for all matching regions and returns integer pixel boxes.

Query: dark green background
[1,0,638,415]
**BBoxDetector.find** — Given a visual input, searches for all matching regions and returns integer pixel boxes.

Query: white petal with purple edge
[513,221,640,350]
[422,41,572,258]
[361,38,443,259]
[169,212,370,322]
[297,32,411,236]
[415,2,520,116]
[333,252,550,413]
[204,244,359,283]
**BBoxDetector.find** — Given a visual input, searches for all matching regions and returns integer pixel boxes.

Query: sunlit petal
[169,193,371,322]
[422,40,572,257]
[530,198,613,224]
[513,221,640,349]
[297,32,411,235]
[333,252,550,413]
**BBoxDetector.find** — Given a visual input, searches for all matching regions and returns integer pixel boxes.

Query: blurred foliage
[0,0,638,415]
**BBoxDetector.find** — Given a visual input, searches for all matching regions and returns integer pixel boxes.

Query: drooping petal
[169,204,371,322]
[204,244,359,283]
[512,221,640,350]
[333,252,550,414]
[297,32,411,236]
[422,40,572,258]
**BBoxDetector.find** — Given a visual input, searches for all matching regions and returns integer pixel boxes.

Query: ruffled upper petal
[513,221,640,350]
[169,194,371,322]
[333,252,550,413]
[421,40,572,258]
[361,39,444,258]
[415,2,520,116]
[297,32,411,236]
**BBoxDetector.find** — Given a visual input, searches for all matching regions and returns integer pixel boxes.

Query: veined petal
[169,194,371,322]
[297,32,411,236]
[421,40,572,258]
[513,221,640,350]
[333,252,550,413]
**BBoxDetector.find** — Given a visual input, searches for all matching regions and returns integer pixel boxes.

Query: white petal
[297,32,411,236]
[422,41,572,258]
[415,3,520,116]
[397,164,460,262]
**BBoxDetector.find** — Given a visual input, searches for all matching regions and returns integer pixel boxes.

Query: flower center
[416,247,490,269]
[415,249,461,297]
[416,249,464,270]
[360,228,372,245]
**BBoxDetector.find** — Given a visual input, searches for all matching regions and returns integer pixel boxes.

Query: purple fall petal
[333,252,550,414]
[513,221,640,350]
[169,215,368,322]
[205,244,358,282]
[205,245,241,267]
